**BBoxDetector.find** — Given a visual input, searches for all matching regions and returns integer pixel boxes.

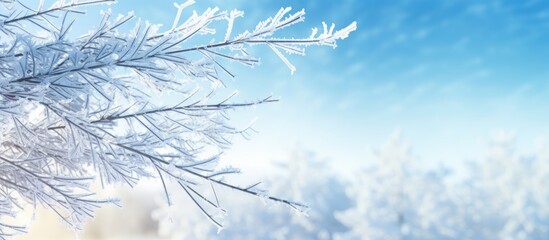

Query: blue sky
[99,0,549,177]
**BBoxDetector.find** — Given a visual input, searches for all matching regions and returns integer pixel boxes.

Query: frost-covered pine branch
[153,147,352,239]
[0,0,355,238]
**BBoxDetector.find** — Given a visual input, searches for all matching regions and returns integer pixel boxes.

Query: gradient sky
[86,0,549,178]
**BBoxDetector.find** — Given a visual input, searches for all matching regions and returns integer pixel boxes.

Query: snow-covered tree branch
[0,0,356,237]
[153,147,351,240]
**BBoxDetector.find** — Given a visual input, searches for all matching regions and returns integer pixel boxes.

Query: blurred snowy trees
[455,133,549,239]
[338,133,549,240]
[147,132,549,240]
[335,132,456,240]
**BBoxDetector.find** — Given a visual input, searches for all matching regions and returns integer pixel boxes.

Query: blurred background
[13,0,549,239]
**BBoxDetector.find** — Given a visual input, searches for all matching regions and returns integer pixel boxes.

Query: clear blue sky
[89,0,549,176]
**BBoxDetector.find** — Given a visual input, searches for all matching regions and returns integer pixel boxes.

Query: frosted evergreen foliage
[0,0,356,238]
